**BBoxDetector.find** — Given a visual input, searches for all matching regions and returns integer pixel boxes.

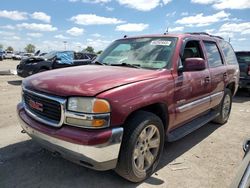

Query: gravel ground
[0,59,249,188]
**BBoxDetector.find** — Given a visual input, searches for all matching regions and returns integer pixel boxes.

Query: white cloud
[0,10,28,20]
[66,27,84,36]
[0,25,15,30]
[213,0,250,9]
[85,38,112,51]
[0,31,16,36]
[115,23,149,32]
[117,0,160,11]
[191,0,250,9]
[238,38,246,41]
[69,0,111,3]
[191,0,217,4]
[27,33,43,38]
[13,36,21,40]
[106,6,114,11]
[31,12,51,23]
[219,22,250,35]
[176,11,230,27]
[54,34,70,39]
[91,33,102,37]
[166,11,176,17]
[16,23,57,31]
[205,28,215,33]
[168,26,184,32]
[242,29,250,35]
[117,0,171,11]
[70,14,124,25]
[181,12,189,16]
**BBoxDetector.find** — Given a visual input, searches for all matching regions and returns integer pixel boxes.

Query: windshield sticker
[150,40,172,46]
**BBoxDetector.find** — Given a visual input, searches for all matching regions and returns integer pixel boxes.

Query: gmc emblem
[28,99,43,112]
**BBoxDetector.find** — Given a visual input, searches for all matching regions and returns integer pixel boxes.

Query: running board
[167,110,219,142]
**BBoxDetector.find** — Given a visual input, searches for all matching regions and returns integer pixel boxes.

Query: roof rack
[185,32,224,40]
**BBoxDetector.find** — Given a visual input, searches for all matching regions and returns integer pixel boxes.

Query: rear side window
[204,42,223,68]
[219,40,238,65]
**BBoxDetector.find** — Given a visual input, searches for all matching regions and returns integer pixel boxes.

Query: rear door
[202,41,226,108]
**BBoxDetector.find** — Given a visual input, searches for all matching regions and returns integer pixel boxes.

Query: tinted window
[219,40,238,65]
[236,52,250,64]
[204,42,223,67]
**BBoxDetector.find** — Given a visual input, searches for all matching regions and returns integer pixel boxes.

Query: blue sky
[0,0,249,52]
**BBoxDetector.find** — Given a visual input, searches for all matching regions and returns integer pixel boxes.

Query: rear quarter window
[219,40,238,65]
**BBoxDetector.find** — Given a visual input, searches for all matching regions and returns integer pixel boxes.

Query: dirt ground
[0,59,249,188]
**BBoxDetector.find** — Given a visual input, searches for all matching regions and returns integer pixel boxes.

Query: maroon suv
[17,33,239,182]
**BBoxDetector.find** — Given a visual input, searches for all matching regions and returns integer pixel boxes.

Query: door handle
[204,76,210,83]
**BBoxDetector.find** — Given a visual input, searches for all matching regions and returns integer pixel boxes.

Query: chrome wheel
[222,94,231,119]
[133,124,160,172]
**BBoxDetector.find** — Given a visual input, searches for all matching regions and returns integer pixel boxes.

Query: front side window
[56,51,74,64]
[204,42,223,68]
[219,40,238,65]
[97,37,177,69]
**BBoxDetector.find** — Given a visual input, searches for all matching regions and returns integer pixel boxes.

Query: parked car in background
[4,51,13,59]
[236,51,250,94]
[13,52,24,60]
[0,49,4,60]
[230,139,250,188]
[21,53,33,60]
[17,51,97,77]
[17,33,239,182]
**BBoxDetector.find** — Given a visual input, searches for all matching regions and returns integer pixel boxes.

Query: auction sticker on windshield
[150,40,172,46]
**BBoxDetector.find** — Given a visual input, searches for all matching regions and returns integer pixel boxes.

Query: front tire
[115,111,164,182]
[213,88,232,124]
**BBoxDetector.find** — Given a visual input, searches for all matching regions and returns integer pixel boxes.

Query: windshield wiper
[110,63,141,69]
[92,60,107,65]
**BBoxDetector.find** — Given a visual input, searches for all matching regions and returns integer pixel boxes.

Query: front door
[173,40,211,128]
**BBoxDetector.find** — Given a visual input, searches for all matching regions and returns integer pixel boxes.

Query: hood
[23,65,163,97]
[21,56,46,64]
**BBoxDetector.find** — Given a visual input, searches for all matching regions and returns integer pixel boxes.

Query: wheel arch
[123,103,169,131]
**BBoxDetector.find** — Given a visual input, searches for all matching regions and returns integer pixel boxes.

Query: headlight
[66,97,111,128]
[67,97,110,113]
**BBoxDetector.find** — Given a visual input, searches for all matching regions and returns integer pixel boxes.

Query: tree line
[0,44,102,54]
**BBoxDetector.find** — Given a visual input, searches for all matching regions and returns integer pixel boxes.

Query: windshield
[236,53,250,64]
[97,37,177,69]
[43,51,57,60]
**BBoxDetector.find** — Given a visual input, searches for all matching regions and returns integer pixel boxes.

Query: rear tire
[115,111,164,182]
[213,88,232,124]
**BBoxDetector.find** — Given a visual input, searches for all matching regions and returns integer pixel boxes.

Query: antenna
[164,27,169,35]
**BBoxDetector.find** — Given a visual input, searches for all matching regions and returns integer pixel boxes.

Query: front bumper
[17,103,123,171]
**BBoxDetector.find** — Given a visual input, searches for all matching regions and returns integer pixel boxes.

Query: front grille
[23,89,62,125]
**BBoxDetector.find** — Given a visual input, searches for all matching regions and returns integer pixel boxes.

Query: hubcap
[133,125,160,172]
[222,94,231,119]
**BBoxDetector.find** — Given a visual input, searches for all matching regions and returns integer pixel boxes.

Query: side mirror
[183,58,206,72]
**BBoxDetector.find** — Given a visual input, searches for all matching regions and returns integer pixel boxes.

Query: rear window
[219,40,238,65]
[236,52,250,64]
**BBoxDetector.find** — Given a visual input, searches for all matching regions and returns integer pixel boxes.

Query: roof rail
[185,32,224,40]
[185,32,210,36]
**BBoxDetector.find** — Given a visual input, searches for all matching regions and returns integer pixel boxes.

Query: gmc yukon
[17,33,239,182]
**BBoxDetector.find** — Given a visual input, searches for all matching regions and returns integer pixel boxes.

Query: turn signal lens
[93,99,110,113]
[92,119,106,127]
